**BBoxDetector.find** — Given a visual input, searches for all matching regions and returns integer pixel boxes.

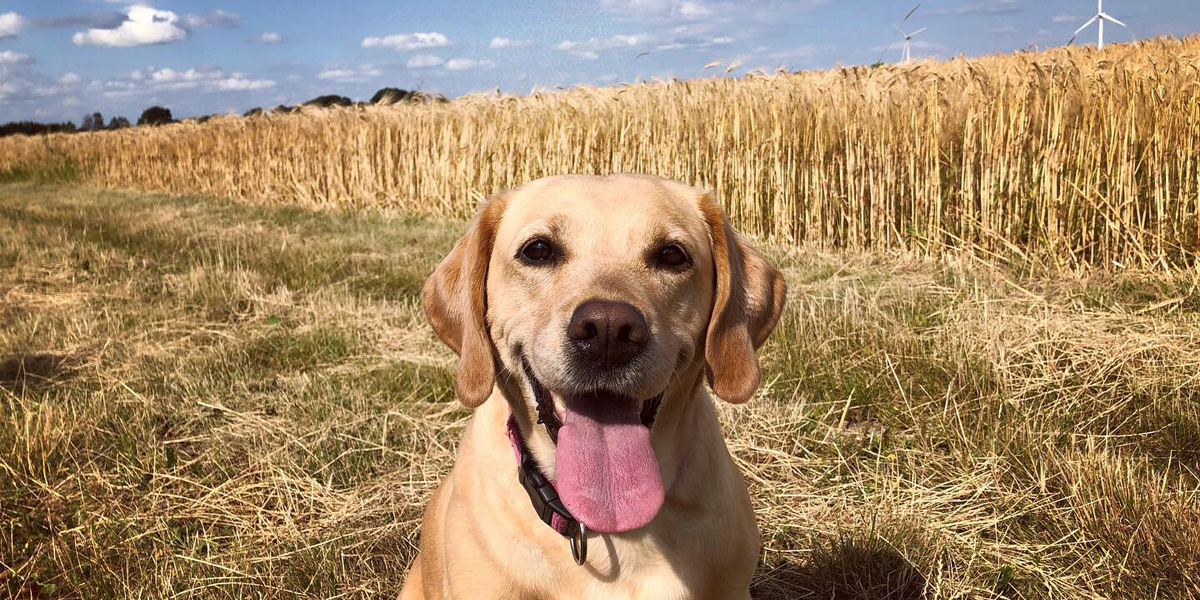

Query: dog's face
[423,174,785,533]
[487,176,717,409]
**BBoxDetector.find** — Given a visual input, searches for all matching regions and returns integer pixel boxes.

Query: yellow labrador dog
[401,174,785,599]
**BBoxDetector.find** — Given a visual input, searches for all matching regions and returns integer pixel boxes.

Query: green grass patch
[0,158,80,184]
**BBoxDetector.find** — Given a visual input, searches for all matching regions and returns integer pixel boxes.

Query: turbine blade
[1074,15,1098,36]
[894,23,907,36]
[910,27,927,36]
[1100,13,1126,27]
[904,3,920,21]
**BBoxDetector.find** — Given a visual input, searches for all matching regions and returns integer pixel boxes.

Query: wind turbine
[1074,0,1125,50]
[894,24,927,63]
[890,4,925,64]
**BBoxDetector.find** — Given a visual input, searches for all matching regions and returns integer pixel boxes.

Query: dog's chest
[529,527,743,600]
[554,551,693,600]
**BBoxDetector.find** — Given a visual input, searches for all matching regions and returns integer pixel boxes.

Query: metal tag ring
[569,522,588,565]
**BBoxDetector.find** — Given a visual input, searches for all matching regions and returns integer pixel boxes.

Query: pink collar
[506,413,588,564]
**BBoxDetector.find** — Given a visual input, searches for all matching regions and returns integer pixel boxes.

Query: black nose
[567,299,649,367]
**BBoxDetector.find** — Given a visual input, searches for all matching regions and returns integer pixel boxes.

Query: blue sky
[1,0,1198,123]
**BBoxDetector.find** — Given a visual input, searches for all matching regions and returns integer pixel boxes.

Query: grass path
[2,183,1198,599]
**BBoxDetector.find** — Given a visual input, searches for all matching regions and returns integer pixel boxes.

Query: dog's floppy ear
[422,194,509,408]
[701,193,787,404]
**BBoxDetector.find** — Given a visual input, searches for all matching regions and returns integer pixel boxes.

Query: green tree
[303,95,353,108]
[370,87,416,105]
[137,106,173,127]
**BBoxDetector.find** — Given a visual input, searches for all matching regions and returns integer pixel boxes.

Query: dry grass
[3,37,1200,269]
[3,183,1198,599]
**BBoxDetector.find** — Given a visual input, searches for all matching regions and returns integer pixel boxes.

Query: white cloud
[600,0,714,21]
[557,33,656,58]
[600,0,826,25]
[658,35,733,50]
[446,58,495,71]
[361,32,450,50]
[317,65,383,82]
[316,69,355,80]
[62,97,81,107]
[407,54,445,68]
[181,9,240,29]
[151,67,224,83]
[588,0,829,66]
[253,31,283,43]
[60,72,81,84]
[1053,13,1084,23]
[212,76,275,91]
[72,5,187,47]
[97,65,277,97]
[0,50,32,65]
[0,12,22,38]
[489,36,533,49]
[158,81,202,91]
[679,1,712,18]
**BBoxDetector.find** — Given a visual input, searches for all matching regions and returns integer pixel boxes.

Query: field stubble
[2,184,1199,599]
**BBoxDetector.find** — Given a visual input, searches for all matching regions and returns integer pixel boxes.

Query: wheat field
[2,37,1200,269]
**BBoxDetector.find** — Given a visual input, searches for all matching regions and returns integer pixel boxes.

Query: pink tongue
[556,393,663,533]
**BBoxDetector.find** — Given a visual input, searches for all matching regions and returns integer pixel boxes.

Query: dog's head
[423,174,785,533]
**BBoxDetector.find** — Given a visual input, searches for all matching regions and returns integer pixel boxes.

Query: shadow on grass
[753,533,927,600]
[0,353,75,394]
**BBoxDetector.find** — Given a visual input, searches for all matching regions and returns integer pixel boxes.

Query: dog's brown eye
[656,244,689,268]
[520,239,555,263]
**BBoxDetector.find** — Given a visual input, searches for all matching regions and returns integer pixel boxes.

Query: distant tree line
[239,88,445,117]
[0,121,79,137]
[0,87,446,138]
[0,111,136,139]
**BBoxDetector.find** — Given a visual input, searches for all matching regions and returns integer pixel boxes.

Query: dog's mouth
[521,359,665,533]
[522,360,663,439]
